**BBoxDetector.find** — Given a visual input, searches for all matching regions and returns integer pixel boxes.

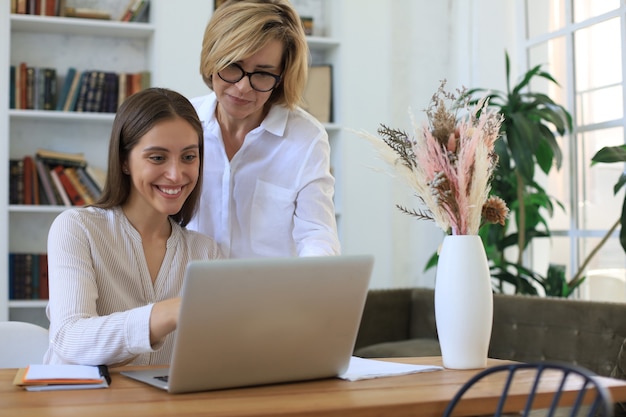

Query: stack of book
[9,149,106,207]
[9,253,48,300]
[14,364,110,391]
[9,64,151,113]
[12,0,150,22]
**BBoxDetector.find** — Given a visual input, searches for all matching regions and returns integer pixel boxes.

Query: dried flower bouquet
[360,80,508,235]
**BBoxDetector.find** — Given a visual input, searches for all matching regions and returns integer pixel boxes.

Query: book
[64,70,86,112]
[119,0,136,21]
[64,167,95,205]
[42,67,57,110]
[34,67,44,110]
[18,62,27,109]
[36,148,87,167]
[31,253,40,299]
[76,166,102,199]
[23,155,41,205]
[117,72,127,108]
[75,70,96,112]
[16,0,27,14]
[90,71,106,112]
[120,0,146,22]
[22,253,33,300]
[56,67,77,111]
[9,159,24,204]
[25,66,35,110]
[8,253,15,299]
[14,364,109,390]
[49,167,71,206]
[53,165,85,206]
[22,156,34,205]
[130,0,149,22]
[35,158,59,205]
[85,165,106,191]
[64,7,111,20]
[42,0,58,16]
[9,65,16,109]
[84,70,101,112]
[39,253,49,299]
[101,72,119,113]
[9,253,25,299]
[28,0,37,14]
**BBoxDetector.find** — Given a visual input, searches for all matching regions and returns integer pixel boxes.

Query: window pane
[573,0,620,23]
[580,237,626,271]
[542,235,571,278]
[529,39,570,231]
[528,37,567,109]
[578,127,625,230]
[545,133,570,230]
[526,0,565,38]
[574,18,623,125]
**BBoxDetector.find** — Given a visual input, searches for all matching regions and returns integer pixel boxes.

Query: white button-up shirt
[188,93,341,258]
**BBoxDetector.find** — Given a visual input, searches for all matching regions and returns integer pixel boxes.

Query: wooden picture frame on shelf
[302,64,332,124]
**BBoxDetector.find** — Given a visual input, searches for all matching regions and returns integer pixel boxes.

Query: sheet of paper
[25,364,102,381]
[338,357,443,381]
[25,380,109,391]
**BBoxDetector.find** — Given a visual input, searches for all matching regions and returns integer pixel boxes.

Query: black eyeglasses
[217,63,281,92]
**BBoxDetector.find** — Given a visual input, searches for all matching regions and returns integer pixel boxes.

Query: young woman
[187,0,341,258]
[44,88,222,366]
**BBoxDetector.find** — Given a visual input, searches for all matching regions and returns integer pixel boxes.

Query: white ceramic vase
[434,234,493,369]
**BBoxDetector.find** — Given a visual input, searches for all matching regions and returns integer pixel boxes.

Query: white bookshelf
[0,4,154,325]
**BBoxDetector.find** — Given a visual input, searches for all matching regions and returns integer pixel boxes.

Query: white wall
[336,0,519,289]
[150,0,213,99]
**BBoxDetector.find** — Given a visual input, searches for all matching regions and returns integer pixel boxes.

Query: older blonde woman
[187,0,341,258]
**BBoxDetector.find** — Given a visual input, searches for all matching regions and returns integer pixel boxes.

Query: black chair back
[442,361,614,417]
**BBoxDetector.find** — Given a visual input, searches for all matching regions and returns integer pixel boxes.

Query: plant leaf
[591,145,626,164]
[507,114,536,181]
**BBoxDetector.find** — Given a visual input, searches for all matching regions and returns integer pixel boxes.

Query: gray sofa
[353,287,626,377]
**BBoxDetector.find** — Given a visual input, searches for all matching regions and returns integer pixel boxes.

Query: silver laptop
[121,255,374,394]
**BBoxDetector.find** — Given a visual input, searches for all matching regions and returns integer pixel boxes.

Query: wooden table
[2,357,626,417]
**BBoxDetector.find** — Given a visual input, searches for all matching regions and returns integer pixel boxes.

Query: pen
[98,365,111,386]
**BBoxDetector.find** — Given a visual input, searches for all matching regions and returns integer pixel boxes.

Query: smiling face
[213,39,284,124]
[123,117,201,218]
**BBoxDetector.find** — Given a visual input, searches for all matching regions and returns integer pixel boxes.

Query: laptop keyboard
[155,375,169,382]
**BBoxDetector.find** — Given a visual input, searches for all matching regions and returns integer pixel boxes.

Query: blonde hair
[200,0,309,110]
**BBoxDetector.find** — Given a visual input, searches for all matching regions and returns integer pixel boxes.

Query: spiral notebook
[121,255,374,394]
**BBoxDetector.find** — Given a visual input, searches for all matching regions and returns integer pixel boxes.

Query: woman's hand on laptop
[149,297,181,346]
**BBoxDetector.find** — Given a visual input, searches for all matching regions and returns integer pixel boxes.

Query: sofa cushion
[354,338,441,358]
[353,288,413,351]
[489,293,626,376]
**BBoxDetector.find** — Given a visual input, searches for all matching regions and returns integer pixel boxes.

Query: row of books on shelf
[11,0,150,22]
[9,64,151,113]
[9,252,48,300]
[9,149,106,207]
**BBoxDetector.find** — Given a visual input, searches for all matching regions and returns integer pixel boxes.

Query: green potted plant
[465,51,576,296]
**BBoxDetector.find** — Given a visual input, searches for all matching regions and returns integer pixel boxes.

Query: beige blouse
[43,206,222,366]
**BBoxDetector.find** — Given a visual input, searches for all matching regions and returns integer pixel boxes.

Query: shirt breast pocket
[250,180,297,255]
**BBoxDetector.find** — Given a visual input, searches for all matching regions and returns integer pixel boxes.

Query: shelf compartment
[10,14,154,38]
